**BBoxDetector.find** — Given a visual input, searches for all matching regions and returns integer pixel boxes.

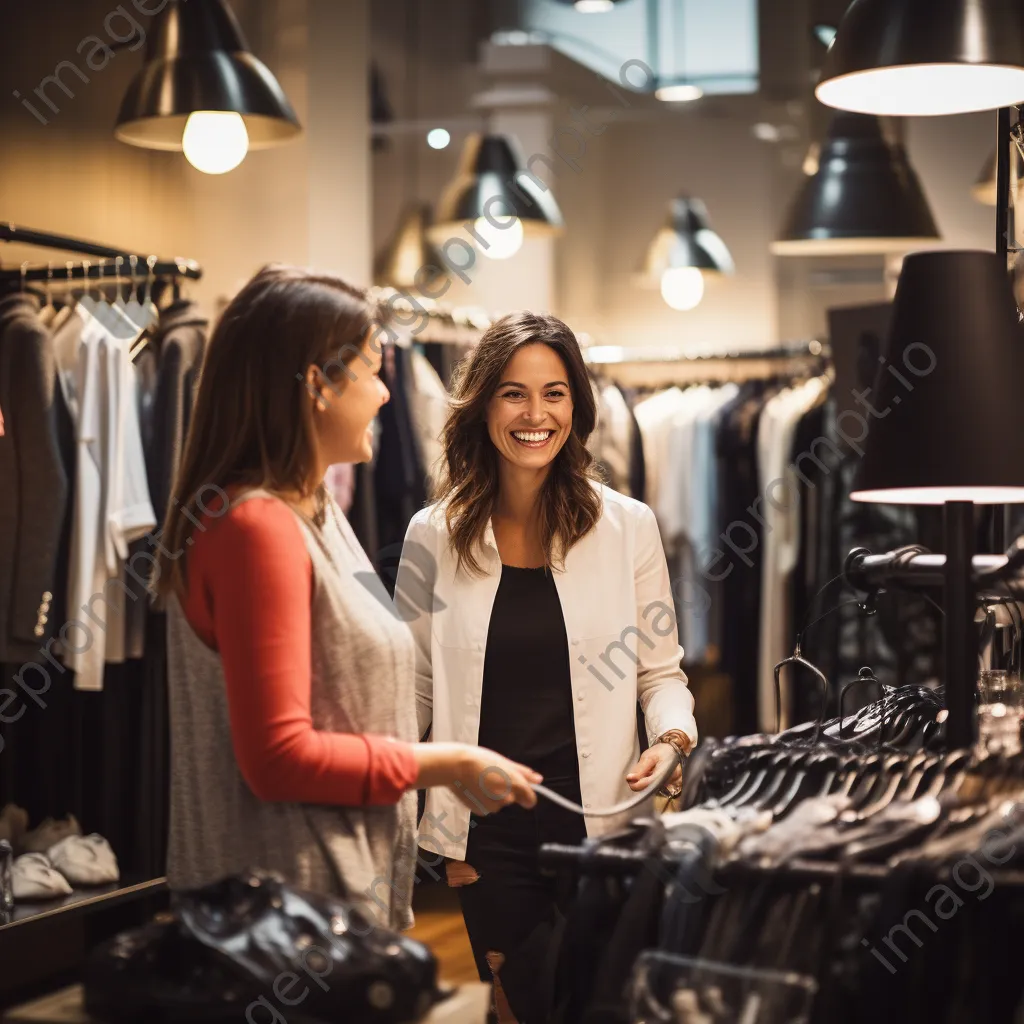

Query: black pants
[455,775,586,1022]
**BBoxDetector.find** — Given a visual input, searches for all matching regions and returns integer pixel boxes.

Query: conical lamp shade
[642,197,734,278]
[851,250,1024,504]
[115,0,301,150]
[972,145,1024,205]
[817,0,1024,116]
[374,204,443,291]
[772,113,939,256]
[429,134,564,241]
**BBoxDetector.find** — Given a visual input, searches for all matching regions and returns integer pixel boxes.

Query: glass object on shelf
[630,952,817,1024]
[977,670,1024,756]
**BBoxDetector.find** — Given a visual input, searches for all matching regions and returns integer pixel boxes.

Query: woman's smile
[510,428,555,449]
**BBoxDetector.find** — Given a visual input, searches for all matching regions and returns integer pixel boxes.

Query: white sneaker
[47,834,119,886]
[11,853,73,901]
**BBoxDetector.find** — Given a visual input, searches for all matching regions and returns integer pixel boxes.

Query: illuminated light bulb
[474,215,524,260]
[575,0,614,11]
[660,267,705,311]
[182,111,249,174]
[655,84,704,103]
[427,128,450,149]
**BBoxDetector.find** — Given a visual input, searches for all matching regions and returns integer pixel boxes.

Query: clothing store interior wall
[4,0,1024,1022]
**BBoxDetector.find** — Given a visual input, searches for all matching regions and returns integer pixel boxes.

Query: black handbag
[83,869,447,1023]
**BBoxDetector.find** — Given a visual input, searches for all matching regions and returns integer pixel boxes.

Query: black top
[476,565,580,785]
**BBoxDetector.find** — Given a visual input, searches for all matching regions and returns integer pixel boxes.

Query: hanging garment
[0,292,69,664]
[756,377,829,731]
[633,386,687,512]
[587,379,634,496]
[374,344,426,578]
[408,347,449,494]
[666,384,740,664]
[100,327,157,665]
[145,299,207,522]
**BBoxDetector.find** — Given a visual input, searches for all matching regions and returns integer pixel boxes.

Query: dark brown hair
[434,311,602,576]
[153,264,387,599]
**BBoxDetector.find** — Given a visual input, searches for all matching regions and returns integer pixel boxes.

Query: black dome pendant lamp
[772,112,939,255]
[430,134,564,261]
[817,0,1024,116]
[115,0,301,174]
[641,197,734,311]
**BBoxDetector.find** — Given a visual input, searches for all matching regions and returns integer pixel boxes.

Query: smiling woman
[395,311,697,1021]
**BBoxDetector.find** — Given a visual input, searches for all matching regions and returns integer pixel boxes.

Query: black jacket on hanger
[0,292,68,663]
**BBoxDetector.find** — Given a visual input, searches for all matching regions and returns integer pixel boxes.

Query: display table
[2,982,491,1024]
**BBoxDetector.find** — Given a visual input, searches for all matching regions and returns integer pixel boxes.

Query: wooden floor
[408,882,482,986]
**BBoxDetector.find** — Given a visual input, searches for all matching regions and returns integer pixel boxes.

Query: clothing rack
[0,221,202,285]
[369,285,489,345]
[583,340,828,388]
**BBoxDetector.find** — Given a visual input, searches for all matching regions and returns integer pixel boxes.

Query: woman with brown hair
[152,265,540,932]
[396,311,698,1018]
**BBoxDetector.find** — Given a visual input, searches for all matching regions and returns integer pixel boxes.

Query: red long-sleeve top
[181,494,419,806]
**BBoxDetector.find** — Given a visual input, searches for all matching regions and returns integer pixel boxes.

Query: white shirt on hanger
[63,304,156,688]
[756,376,829,731]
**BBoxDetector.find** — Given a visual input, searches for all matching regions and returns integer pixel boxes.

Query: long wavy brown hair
[152,264,388,601]
[434,311,602,576]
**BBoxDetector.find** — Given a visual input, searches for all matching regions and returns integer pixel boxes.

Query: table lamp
[850,249,1024,746]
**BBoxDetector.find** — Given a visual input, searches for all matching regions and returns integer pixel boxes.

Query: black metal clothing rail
[0,221,202,283]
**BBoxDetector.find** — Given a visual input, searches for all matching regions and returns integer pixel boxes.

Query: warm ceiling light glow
[817,65,1024,117]
[802,141,821,176]
[182,111,249,174]
[474,215,524,260]
[655,84,704,102]
[575,0,614,11]
[851,486,1024,504]
[427,128,450,149]
[660,267,705,311]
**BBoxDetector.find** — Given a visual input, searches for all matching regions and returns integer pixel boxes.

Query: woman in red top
[152,265,539,921]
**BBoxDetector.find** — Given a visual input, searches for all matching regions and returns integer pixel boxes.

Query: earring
[316,396,328,412]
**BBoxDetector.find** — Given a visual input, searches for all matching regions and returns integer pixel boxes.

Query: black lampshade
[817,0,1024,116]
[642,197,734,278]
[850,250,1024,504]
[430,134,564,240]
[772,113,939,256]
[115,0,301,150]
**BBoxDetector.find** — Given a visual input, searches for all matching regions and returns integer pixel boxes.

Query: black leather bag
[83,869,446,1023]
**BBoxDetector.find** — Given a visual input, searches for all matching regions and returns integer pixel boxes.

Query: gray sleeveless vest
[165,489,419,930]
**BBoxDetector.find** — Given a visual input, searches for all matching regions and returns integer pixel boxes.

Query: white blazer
[395,482,698,861]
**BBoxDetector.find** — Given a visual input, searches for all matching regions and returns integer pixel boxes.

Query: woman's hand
[626,742,684,793]
[413,742,542,813]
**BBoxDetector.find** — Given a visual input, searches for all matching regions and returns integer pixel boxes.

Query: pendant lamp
[115,0,300,173]
[374,204,444,291]
[772,113,939,256]
[429,134,564,261]
[817,0,1024,116]
[642,197,734,311]
[972,144,1024,205]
